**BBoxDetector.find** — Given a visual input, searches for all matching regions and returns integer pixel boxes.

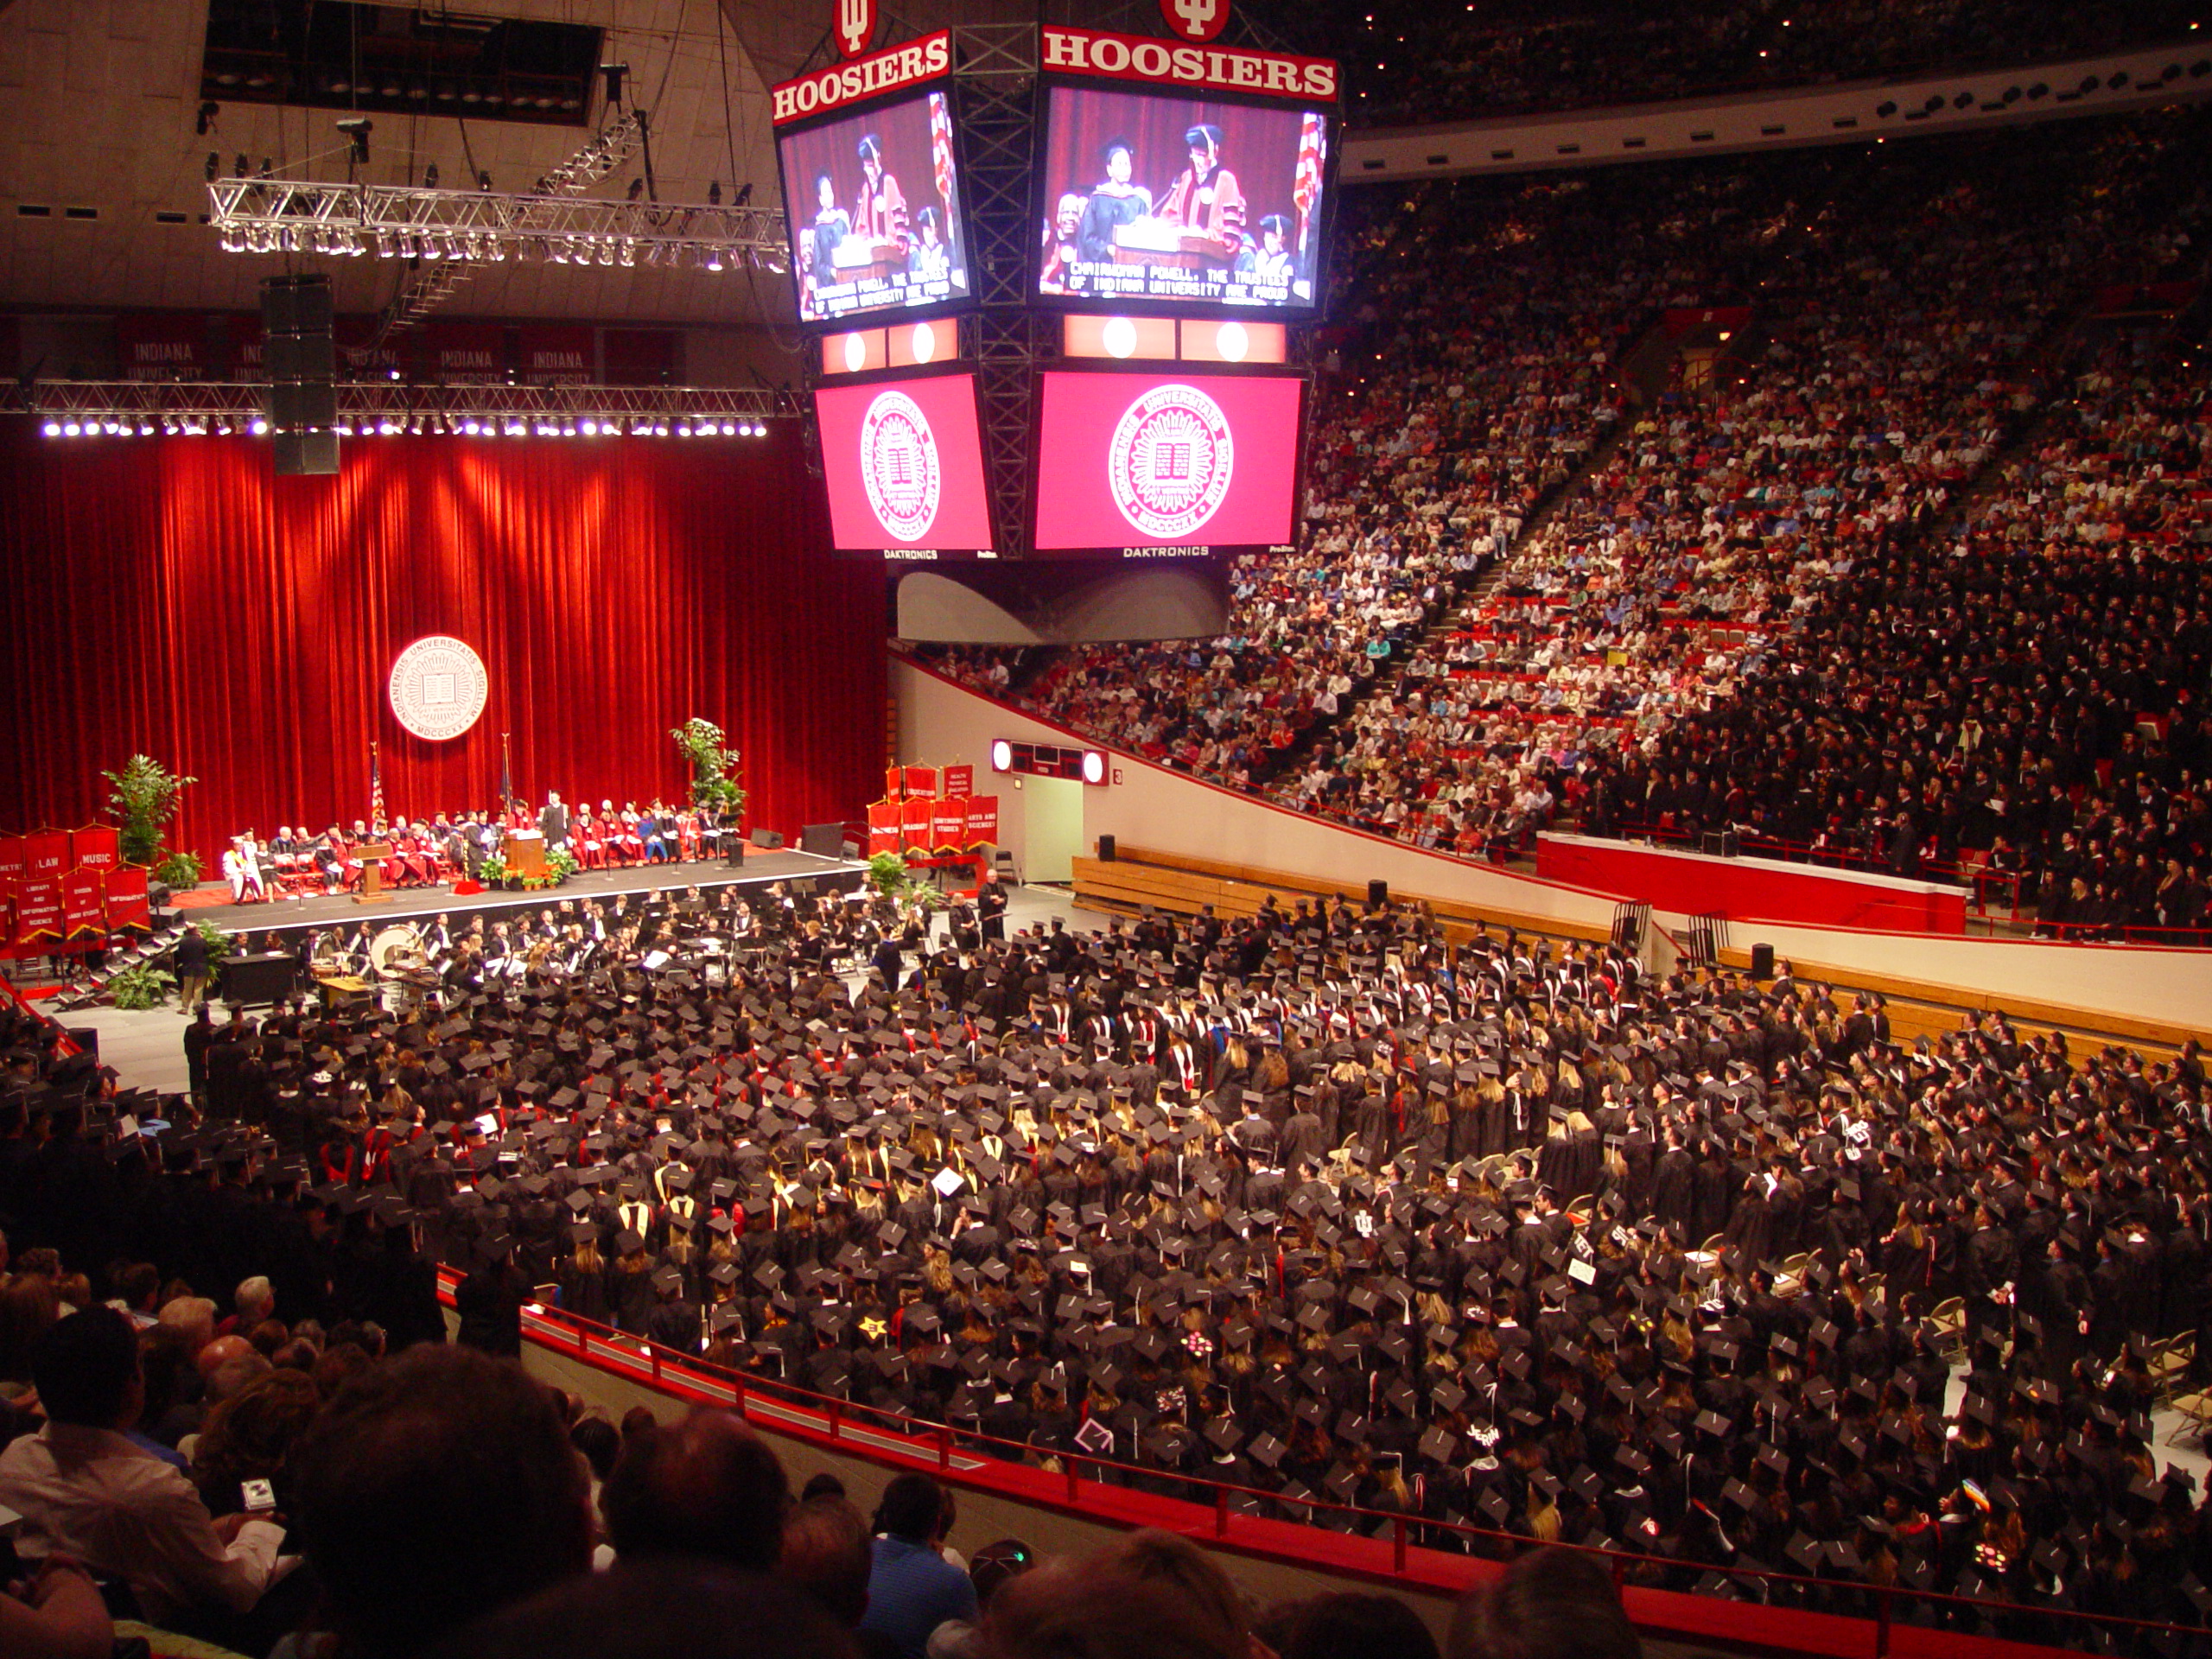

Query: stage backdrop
[0,422,885,865]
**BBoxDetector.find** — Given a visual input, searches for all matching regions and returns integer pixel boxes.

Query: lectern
[505,830,546,880]
[353,842,394,904]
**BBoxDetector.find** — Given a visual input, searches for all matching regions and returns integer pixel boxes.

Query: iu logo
[1108,384,1235,540]
[836,0,876,59]
[1161,0,1230,43]
[860,390,942,543]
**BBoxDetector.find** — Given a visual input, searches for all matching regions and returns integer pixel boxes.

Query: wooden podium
[353,842,394,904]
[504,830,546,880]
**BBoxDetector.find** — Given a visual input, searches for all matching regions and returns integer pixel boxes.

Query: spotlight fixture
[205,151,219,181]
[627,176,645,201]
[423,162,439,188]
[708,180,721,206]
[600,61,628,105]
[336,118,371,165]
[478,169,493,190]
[195,100,219,136]
[734,182,751,206]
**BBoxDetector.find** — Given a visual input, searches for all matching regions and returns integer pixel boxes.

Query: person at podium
[1077,137,1153,266]
[808,172,850,296]
[850,133,909,258]
[1157,124,1244,263]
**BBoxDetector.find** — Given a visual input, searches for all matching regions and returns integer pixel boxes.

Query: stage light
[250,418,268,435]
[43,422,61,437]
[708,181,722,206]
[1082,750,1108,786]
[582,419,598,435]
[336,119,371,165]
[990,740,1013,772]
[424,162,439,188]
[721,422,735,435]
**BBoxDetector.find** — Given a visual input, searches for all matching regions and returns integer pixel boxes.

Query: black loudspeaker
[264,334,336,382]
[268,379,337,427]
[261,276,334,334]
[274,430,340,476]
[147,880,172,908]
[752,829,785,849]
[1368,879,1389,908]
[1097,835,1116,861]
[800,823,844,857]
[725,842,746,868]
[219,952,298,1006]
[1750,943,1775,980]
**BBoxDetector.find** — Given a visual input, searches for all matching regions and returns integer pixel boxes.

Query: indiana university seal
[1107,384,1235,540]
[388,636,489,742]
[860,390,942,543]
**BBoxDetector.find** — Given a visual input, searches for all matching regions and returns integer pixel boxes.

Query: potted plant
[103,753,197,884]
[544,847,580,886]
[479,854,516,890]
[866,852,944,922]
[107,961,175,1010]
[671,717,747,859]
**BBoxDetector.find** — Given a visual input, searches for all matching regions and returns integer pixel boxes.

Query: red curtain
[0,421,885,863]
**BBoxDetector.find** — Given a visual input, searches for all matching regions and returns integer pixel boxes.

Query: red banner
[114,314,209,382]
[71,825,119,873]
[931,798,966,851]
[964,795,1000,848]
[899,798,934,851]
[0,835,24,887]
[943,764,974,798]
[771,29,950,124]
[518,324,594,387]
[226,314,266,381]
[334,315,411,382]
[602,329,682,387]
[15,830,68,946]
[424,321,508,384]
[104,865,151,932]
[1039,26,1338,100]
[867,800,902,855]
[903,766,940,798]
[883,767,906,801]
[23,832,68,882]
[61,867,105,938]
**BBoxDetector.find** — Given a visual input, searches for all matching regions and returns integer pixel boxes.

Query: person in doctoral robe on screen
[908,207,950,282]
[1157,124,1245,262]
[850,134,909,257]
[1077,137,1154,265]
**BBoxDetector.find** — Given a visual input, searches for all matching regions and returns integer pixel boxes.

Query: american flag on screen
[930,92,957,213]
[370,743,386,828]
[1292,111,1326,256]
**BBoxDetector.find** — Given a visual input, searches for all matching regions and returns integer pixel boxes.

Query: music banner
[932,798,968,851]
[903,766,940,798]
[867,800,903,855]
[943,764,975,798]
[964,795,1000,849]
[62,867,105,938]
[105,865,152,932]
[71,825,120,873]
[899,798,934,851]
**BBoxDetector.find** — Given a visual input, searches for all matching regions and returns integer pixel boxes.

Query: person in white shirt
[0,1309,287,1638]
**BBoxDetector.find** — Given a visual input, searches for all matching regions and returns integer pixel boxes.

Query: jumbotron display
[1037,84,1331,315]
[776,88,971,327]
[813,372,994,552]
[1032,368,1304,554]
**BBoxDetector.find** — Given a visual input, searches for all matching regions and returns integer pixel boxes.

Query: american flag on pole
[1292,111,1327,258]
[370,742,386,828]
[929,92,957,216]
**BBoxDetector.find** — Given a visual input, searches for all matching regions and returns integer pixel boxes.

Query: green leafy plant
[107,962,175,1011]
[194,919,233,980]
[103,753,197,868]
[545,847,580,883]
[154,851,203,889]
[866,851,913,894]
[478,855,510,886]
[671,717,747,823]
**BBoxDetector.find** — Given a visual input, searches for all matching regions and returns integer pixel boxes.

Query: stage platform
[196,849,870,949]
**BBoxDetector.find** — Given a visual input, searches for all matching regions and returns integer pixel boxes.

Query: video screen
[814,372,995,551]
[777,89,971,327]
[1037,85,1330,314]
[1032,370,1303,554]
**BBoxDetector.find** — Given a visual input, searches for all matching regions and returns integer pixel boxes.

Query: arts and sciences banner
[963,795,999,848]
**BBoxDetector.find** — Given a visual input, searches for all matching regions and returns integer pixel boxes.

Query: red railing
[442,1273,2207,1659]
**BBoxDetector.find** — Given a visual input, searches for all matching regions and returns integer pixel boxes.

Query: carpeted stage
[193,849,871,950]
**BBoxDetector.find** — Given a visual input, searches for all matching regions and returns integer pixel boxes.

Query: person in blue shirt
[859,1473,976,1659]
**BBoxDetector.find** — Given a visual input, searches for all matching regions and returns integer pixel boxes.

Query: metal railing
[459,1276,2210,1659]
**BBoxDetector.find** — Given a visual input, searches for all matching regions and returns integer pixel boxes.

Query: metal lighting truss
[13,379,791,437]
[207,111,789,333]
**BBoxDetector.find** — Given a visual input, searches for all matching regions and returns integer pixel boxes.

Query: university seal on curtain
[1108,384,1235,540]
[860,389,942,543]
[388,636,489,741]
